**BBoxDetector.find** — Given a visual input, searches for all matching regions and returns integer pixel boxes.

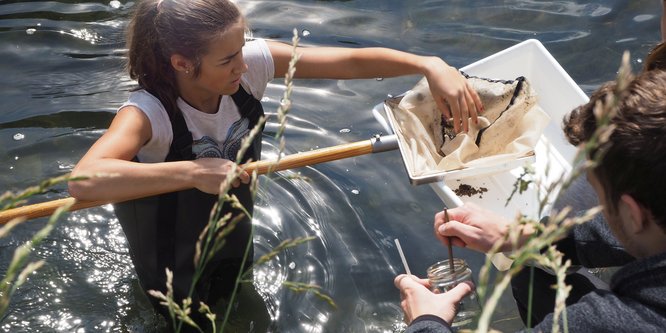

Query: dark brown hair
[563,70,666,227]
[126,0,244,117]
[644,42,666,72]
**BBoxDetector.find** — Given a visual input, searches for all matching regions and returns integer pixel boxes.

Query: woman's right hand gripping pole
[190,157,250,194]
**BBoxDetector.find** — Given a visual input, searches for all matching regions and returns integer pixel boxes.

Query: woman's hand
[434,202,522,253]
[269,42,482,134]
[394,274,473,324]
[191,158,250,194]
[423,57,483,134]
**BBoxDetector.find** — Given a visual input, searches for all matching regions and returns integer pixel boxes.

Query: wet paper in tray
[384,74,550,181]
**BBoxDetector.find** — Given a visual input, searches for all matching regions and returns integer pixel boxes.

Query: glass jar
[427,258,481,328]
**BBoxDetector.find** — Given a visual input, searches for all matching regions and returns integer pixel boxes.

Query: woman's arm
[69,106,247,202]
[267,41,483,133]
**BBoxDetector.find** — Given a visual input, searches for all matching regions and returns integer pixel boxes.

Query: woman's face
[192,20,248,96]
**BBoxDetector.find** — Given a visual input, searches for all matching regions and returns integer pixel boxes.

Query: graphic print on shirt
[191,117,250,161]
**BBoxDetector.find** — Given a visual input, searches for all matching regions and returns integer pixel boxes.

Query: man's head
[563,69,666,257]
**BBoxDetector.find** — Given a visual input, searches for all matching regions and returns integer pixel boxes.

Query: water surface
[0,0,661,332]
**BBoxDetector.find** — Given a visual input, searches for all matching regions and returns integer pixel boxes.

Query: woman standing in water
[68,0,482,330]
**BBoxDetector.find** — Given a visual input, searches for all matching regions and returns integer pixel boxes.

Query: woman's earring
[185,69,190,74]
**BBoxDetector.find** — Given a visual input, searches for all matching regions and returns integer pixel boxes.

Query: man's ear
[620,194,646,234]
[170,54,193,74]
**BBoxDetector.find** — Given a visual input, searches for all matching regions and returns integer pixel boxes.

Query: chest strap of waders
[156,84,265,282]
[230,84,265,163]
[155,101,193,284]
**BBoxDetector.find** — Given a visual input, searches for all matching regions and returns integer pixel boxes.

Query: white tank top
[118,39,274,163]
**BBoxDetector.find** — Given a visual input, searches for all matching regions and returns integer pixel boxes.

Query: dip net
[384,74,550,179]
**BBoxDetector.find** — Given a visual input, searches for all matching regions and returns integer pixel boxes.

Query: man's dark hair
[563,69,666,228]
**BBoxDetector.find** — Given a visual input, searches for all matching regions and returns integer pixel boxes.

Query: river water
[0,0,661,332]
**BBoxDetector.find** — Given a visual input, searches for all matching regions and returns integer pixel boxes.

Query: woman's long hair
[126,0,243,118]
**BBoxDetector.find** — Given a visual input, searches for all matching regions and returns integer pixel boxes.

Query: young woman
[69,0,482,329]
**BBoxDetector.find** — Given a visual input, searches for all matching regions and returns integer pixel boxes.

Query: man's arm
[394,275,472,333]
[554,213,634,267]
[435,201,634,268]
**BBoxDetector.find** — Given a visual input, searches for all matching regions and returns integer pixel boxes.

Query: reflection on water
[0,0,661,332]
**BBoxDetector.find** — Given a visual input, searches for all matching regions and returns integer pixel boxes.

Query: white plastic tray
[374,39,589,219]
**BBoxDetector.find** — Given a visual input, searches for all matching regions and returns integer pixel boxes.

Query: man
[394,69,666,332]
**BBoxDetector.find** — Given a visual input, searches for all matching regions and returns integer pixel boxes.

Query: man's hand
[434,203,535,253]
[394,274,473,324]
